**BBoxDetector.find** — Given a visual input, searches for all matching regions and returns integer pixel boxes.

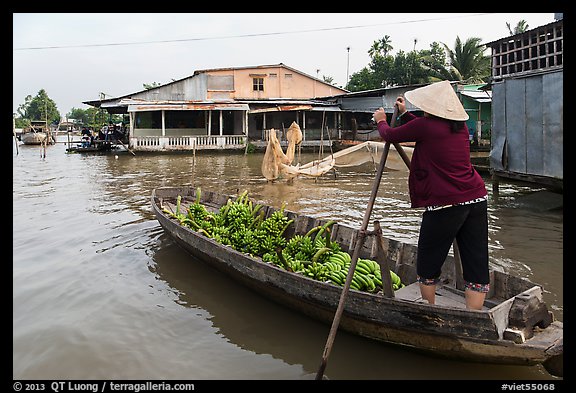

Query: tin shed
[485,17,563,190]
[490,69,562,189]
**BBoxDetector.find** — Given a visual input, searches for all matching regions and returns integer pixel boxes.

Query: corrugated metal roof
[460,90,492,103]
[248,105,341,114]
[249,105,312,114]
[127,102,250,112]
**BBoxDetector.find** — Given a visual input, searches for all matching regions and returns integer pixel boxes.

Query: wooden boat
[150,186,563,377]
[20,121,55,145]
[66,140,116,154]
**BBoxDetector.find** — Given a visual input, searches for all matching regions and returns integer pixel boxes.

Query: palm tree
[441,36,490,83]
[506,20,529,35]
[368,35,393,58]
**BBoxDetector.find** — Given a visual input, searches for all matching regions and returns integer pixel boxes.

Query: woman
[373,80,489,310]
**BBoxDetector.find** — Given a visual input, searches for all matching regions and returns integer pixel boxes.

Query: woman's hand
[373,108,387,124]
[396,96,407,115]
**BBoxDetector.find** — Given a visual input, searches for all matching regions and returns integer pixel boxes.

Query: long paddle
[315,104,399,380]
[117,137,136,156]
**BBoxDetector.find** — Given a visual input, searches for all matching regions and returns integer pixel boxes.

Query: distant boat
[66,140,117,154]
[20,121,55,145]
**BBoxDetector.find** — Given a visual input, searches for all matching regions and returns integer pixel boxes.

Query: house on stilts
[83,63,355,153]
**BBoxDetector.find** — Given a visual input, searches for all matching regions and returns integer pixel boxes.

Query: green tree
[368,35,393,58]
[18,89,60,125]
[322,75,334,85]
[507,20,529,35]
[346,67,381,91]
[441,36,490,83]
[368,54,396,88]
[390,50,430,85]
[143,82,162,90]
[67,107,91,125]
[419,42,451,81]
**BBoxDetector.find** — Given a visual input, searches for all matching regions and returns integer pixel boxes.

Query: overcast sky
[13,12,557,118]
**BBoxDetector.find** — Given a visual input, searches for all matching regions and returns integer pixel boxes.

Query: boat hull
[66,141,116,153]
[151,186,563,376]
[20,132,47,145]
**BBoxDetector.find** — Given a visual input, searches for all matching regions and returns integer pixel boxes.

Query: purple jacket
[377,112,487,208]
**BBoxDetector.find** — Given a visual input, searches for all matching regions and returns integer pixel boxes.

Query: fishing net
[262,129,412,181]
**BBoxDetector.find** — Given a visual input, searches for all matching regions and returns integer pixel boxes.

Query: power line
[14,13,493,51]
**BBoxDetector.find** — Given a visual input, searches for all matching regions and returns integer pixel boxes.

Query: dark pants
[416,200,489,285]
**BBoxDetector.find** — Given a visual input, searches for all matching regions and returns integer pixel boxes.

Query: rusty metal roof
[120,98,249,112]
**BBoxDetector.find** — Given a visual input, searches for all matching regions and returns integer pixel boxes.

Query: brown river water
[13,138,563,381]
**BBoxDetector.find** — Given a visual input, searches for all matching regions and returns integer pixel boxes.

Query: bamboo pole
[315,105,399,380]
[13,117,19,155]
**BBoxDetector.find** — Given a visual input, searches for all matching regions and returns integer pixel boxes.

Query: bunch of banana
[288,259,307,273]
[355,258,405,291]
[167,189,408,293]
[324,251,351,287]
[303,262,330,281]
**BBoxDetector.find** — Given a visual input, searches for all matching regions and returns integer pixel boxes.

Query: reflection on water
[13,141,562,380]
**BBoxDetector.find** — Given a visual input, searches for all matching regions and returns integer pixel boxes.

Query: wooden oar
[116,138,136,156]
[315,104,399,380]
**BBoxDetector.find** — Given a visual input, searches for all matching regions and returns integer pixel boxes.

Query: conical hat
[404,80,469,121]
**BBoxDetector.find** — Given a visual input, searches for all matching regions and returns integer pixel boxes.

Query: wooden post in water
[13,117,19,155]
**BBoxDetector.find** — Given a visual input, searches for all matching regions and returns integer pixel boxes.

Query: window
[253,77,264,91]
[135,111,161,128]
[165,110,205,129]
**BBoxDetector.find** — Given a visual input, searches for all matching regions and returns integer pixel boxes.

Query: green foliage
[507,20,529,35]
[143,82,162,90]
[165,189,405,293]
[322,75,334,84]
[16,89,60,125]
[346,34,491,91]
[71,108,125,130]
[14,117,29,128]
[67,107,92,125]
[441,36,490,83]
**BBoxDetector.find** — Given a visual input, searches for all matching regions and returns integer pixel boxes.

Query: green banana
[312,247,332,263]
[304,225,322,239]
[351,274,364,290]
[350,280,361,291]
[354,273,369,289]
[329,271,343,285]
[336,251,351,265]
[329,254,346,266]
[355,263,371,275]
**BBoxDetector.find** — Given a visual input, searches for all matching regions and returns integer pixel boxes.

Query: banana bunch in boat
[323,251,404,292]
[165,188,293,256]
[165,188,404,293]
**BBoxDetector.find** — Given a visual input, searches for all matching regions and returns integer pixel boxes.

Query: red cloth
[377,112,487,208]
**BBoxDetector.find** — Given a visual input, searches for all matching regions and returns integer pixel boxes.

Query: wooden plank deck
[394,282,491,310]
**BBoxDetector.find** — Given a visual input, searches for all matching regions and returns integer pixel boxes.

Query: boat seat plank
[394,282,489,310]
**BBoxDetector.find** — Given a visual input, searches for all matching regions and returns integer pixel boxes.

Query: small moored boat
[66,140,116,154]
[20,121,55,145]
[151,186,563,377]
